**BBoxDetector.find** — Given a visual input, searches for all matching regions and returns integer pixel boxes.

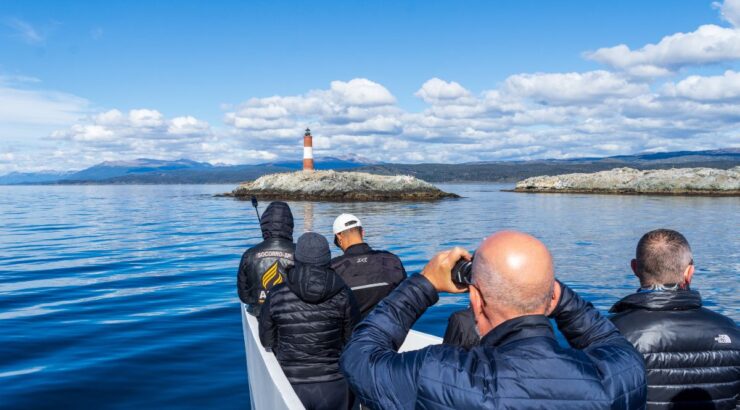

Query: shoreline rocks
[513,166,740,196]
[226,170,460,201]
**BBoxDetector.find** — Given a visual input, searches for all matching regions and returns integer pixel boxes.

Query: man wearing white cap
[331,213,407,319]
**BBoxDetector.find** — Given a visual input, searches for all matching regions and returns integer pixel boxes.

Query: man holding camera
[340,230,646,409]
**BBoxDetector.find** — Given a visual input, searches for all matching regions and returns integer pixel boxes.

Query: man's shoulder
[330,254,347,265]
[253,240,295,257]
[612,304,736,327]
[693,307,740,341]
[369,249,404,269]
[372,249,401,259]
[612,304,740,353]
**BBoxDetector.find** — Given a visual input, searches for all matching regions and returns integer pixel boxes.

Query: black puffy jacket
[259,261,360,384]
[610,289,740,409]
[443,307,480,349]
[237,202,295,315]
[331,243,406,318]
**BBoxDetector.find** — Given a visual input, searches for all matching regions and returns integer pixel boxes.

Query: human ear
[469,286,493,336]
[684,264,695,286]
[630,259,638,276]
[547,280,561,315]
[469,286,483,317]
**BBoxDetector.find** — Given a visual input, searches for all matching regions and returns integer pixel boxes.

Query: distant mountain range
[0,155,375,185]
[358,149,740,183]
[1,149,737,185]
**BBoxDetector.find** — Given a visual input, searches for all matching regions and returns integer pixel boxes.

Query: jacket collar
[609,288,702,313]
[479,314,554,347]
[344,242,372,255]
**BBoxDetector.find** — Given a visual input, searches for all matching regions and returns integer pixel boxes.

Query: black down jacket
[610,289,740,410]
[237,202,295,315]
[340,275,646,409]
[442,307,480,349]
[331,243,406,318]
[259,261,360,384]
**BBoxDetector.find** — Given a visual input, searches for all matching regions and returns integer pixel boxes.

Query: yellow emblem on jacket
[261,261,283,290]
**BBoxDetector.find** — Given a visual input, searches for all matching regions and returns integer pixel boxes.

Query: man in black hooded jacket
[610,229,739,409]
[237,201,295,316]
[259,232,360,410]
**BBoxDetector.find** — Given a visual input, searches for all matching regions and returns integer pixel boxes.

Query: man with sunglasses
[609,229,740,409]
[331,213,406,319]
[341,230,646,409]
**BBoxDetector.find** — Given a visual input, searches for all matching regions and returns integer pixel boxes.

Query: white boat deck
[241,304,442,410]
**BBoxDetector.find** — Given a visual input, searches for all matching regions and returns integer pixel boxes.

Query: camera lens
[451,258,473,286]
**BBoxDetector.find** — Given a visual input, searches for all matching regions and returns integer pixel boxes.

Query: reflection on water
[0,184,737,408]
[303,202,314,233]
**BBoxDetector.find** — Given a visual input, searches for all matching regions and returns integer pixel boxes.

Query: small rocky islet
[226,170,459,201]
[514,166,740,196]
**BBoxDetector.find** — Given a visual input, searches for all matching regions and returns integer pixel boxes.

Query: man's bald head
[472,231,555,315]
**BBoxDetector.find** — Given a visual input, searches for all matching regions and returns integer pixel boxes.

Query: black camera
[451,256,474,286]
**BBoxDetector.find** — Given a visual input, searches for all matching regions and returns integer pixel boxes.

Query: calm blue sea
[1,184,738,409]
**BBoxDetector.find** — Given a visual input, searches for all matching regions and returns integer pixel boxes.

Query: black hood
[260,202,294,241]
[286,261,345,304]
[609,289,702,314]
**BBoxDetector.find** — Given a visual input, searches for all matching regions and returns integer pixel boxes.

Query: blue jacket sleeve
[550,281,647,409]
[340,274,439,410]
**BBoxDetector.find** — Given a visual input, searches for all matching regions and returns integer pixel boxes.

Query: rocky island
[227,170,459,201]
[514,166,740,196]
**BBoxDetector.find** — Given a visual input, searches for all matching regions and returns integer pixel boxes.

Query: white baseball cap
[332,213,362,235]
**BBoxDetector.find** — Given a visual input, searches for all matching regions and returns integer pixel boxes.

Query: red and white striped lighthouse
[303,128,314,171]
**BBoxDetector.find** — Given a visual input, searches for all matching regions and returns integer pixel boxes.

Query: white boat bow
[241,303,442,410]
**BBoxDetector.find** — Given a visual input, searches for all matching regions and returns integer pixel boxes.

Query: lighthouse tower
[303,128,314,171]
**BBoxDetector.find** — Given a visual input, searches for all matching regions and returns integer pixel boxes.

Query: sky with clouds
[1,0,739,173]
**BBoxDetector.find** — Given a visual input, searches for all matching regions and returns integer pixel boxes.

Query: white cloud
[225,78,401,146]
[415,78,472,104]
[129,109,165,128]
[220,73,739,164]
[0,152,15,163]
[168,116,210,135]
[329,78,396,106]
[4,18,44,45]
[586,24,740,76]
[663,70,740,101]
[0,78,89,127]
[37,109,218,172]
[503,71,649,103]
[66,124,115,142]
[95,109,125,125]
[715,0,740,27]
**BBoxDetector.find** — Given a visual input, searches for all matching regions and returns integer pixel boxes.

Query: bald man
[340,231,647,409]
